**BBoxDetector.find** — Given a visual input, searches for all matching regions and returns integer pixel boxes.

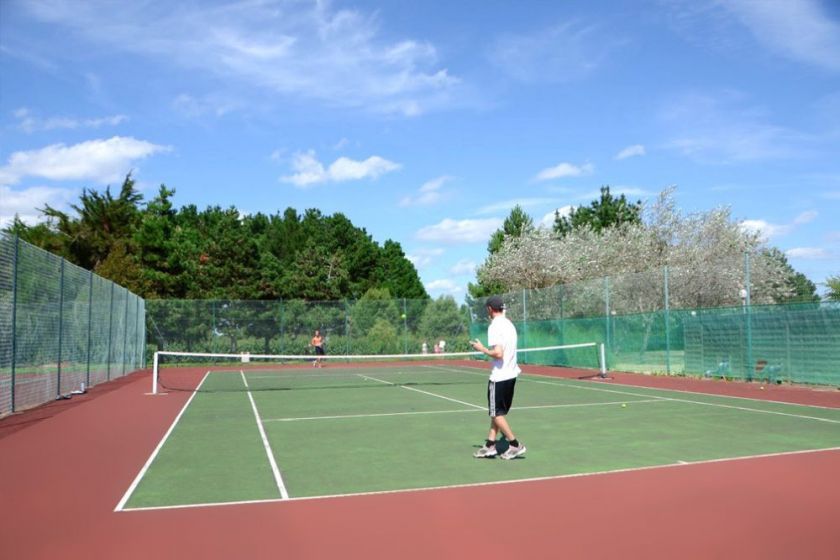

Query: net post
[152,351,159,394]
[599,343,607,378]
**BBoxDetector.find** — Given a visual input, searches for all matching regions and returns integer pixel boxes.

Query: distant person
[422,341,428,354]
[310,329,325,367]
[433,342,441,354]
[469,296,526,460]
[438,340,446,352]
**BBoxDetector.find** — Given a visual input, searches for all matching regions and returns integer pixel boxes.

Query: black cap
[486,296,506,311]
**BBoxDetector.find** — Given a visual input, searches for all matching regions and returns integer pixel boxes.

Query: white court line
[114,371,211,512]
[358,373,484,410]
[262,398,667,423]
[426,365,840,425]
[240,371,289,500]
[247,368,449,382]
[118,444,840,512]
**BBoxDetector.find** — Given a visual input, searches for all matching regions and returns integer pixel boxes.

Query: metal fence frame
[0,234,147,416]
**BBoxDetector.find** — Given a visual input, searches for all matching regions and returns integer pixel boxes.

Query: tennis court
[117,354,840,511]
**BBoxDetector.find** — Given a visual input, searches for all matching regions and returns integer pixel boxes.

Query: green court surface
[120,365,840,510]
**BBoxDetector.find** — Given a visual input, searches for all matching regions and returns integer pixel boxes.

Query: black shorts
[487,378,517,417]
[315,346,325,356]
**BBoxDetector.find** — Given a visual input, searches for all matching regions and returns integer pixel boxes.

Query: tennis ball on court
[760,386,765,390]
[621,403,626,408]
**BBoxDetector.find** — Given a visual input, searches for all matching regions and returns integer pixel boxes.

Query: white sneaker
[500,444,526,460]
[473,444,498,458]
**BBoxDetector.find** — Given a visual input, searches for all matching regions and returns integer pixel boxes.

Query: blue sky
[1,0,839,299]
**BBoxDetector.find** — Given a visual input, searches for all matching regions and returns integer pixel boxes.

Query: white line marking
[118,445,840,512]
[655,396,840,424]
[262,399,666,423]
[426,365,840,424]
[114,371,211,512]
[265,408,483,422]
[241,370,289,499]
[358,374,484,410]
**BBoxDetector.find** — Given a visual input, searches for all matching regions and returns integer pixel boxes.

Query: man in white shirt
[469,296,526,460]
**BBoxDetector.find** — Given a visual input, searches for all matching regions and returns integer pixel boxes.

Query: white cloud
[426,278,462,296]
[740,219,791,240]
[406,248,444,269]
[399,176,451,207]
[0,185,77,228]
[13,107,128,133]
[172,93,241,117]
[535,162,594,181]
[722,0,840,72]
[577,187,649,201]
[786,247,831,259]
[662,92,811,162]
[0,136,170,185]
[793,210,818,225]
[18,1,459,116]
[540,205,573,228]
[475,197,562,216]
[281,151,400,188]
[489,20,625,83]
[450,259,477,276]
[416,218,502,244]
[739,210,817,241]
[615,144,646,160]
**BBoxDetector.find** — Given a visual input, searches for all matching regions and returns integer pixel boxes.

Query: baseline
[118,444,840,512]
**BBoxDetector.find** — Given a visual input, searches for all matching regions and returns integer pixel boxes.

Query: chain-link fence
[145,297,472,358]
[145,253,839,387]
[469,256,840,385]
[0,234,147,416]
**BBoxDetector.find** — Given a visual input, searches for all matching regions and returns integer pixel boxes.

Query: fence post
[402,298,408,354]
[522,288,528,350]
[85,270,93,389]
[604,276,610,369]
[10,235,20,413]
[278,300,284,354]
[141,302,147,369]
[345,299,351,355]
[134,296,141,370]
[664,265,671,375]
[122,289,129,376]
[56,258,65,397]
[744,252,753,381]
[106,282,115,380]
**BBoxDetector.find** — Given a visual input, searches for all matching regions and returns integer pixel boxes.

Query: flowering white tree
[476,188,792,317]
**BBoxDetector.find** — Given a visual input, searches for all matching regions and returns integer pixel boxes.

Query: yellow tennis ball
[621,403,626,408]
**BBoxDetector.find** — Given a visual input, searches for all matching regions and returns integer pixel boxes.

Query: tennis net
[151,342,606,394]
